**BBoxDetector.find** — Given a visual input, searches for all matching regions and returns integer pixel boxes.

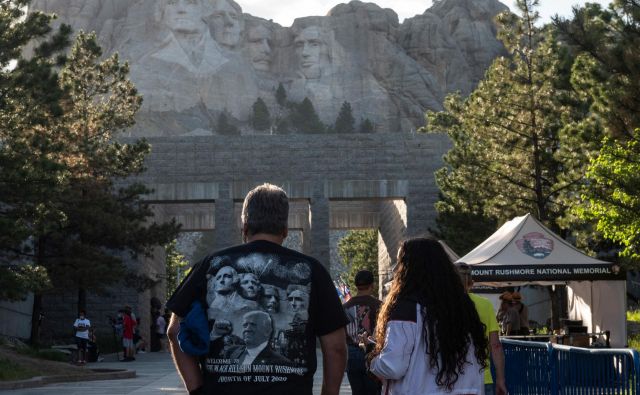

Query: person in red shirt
[122,305,137,362]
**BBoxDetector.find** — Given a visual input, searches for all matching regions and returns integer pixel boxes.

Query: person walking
[121,305,137,361]
[456,263,507,395]
[343,270,382,395]
[166,183,349,395]
[368,238,487,395]
[156,312,167,352]
[73,309,91,365]
[511,292,530,335]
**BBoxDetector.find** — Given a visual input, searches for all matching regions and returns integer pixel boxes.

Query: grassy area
[0,358,38,381]
[16,346,68,362]
[628,310,640,323]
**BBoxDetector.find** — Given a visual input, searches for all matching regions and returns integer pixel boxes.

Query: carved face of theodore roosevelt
[247,23,272,71]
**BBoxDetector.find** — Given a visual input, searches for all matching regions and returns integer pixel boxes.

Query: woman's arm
[369,320,417,380]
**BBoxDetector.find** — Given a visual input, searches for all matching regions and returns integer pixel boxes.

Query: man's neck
[246,233,285,245]
[355,289,373,297]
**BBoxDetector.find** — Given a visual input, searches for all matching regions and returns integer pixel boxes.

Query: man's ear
[282,228,288,239]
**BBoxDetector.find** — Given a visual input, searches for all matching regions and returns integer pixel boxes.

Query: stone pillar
[377,199,407,298]
[214,184,237,250]
[308,187,330,270]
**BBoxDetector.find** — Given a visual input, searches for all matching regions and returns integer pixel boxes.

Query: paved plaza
[1,350,352,395]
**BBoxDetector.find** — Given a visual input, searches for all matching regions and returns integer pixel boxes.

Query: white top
[370,303,483,395]
[73,318,91,339]
[156,315,166,335]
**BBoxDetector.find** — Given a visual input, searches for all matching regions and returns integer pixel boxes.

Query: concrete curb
[0,368,136,390]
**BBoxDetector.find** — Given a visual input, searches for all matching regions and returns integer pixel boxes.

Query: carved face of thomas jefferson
[209,0,243,49]
[163,0,208,35]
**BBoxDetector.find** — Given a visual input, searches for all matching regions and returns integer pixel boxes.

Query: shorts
[123,337,134,348]
[75,337,88,351]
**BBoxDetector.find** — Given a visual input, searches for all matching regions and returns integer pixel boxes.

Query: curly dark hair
[371,238,488,390]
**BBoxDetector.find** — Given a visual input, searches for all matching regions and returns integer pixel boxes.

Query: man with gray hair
[167,183,348,395]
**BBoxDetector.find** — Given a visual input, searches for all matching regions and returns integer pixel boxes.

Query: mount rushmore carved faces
[295,26,330,80]
[209,0,243,49]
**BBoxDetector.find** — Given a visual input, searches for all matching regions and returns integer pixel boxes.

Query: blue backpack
[178,300,209,356]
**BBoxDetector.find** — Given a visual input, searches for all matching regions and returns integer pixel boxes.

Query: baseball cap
[499,292,512,301]
[354,270,374,286]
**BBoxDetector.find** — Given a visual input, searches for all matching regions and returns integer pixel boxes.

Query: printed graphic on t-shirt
[205,252,312,383]
[345,305,374,344]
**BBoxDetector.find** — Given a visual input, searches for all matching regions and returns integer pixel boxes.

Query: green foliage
[338,230,378,295]
[0,1,70,300]
[217,110,240,135]
[334,101,355,134]
[0,11,179,318]
[251,97,271,131]
[0,265,50,302]
[575,130,640,262]
[358,118,375,133]
[627,310,640,323]
[422,0,590,250]
[165,240,189,301]
[275,83,287,107]
[554,1,640,264]
[290,97,325,133]
[430,200,498,255]
[37,32,180,300]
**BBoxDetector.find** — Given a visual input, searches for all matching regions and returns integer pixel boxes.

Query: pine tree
[422,0,592,328]
[0,1,71,301]
[334,101,355,134]
[290,97,325,133]
[275,83,287,107]
[217,110,240,135]
[0,27,180,342]
[358,118,375,133]
[38,32,180,324]
[423,0,587,228]
[251,97,271,131]
[555,1,640,263]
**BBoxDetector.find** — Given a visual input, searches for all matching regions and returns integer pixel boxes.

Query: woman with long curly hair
[368,238,488,394]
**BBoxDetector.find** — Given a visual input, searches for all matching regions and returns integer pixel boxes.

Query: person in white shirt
[368,238,488,395]
[156,313,167,352]
[73,309,91,364]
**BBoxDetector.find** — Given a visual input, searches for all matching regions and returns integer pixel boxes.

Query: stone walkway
[1,351,352,394]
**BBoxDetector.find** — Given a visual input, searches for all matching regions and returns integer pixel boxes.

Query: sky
[239,0,612,27]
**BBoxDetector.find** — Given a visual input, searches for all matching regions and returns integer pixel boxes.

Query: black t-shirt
[166,240,349,395]
[343,295,382,346]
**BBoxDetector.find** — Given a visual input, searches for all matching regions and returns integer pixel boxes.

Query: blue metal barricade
[501,339,640,395]
[553,345,640,395]
[502,339,554,394]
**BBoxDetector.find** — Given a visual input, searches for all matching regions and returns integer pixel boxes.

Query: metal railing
[501,339,640,395]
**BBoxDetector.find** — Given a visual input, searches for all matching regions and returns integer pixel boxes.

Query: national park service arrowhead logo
[516,232,554,259]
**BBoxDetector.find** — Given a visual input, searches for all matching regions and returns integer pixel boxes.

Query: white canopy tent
[457,214,627,347]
